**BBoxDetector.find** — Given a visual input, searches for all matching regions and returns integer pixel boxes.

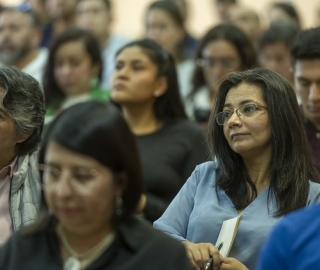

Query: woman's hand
[220,257,248,270]
[182,241,221,270]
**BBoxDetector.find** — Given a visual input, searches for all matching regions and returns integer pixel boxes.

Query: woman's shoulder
[307,181,320,204]
[0,227,56,267]
[187,161,218,185]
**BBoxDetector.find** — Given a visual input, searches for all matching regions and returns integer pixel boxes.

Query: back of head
[192,24,256,93]
[43,27,102,106]
[115,39,186,121]
[259,21,300,51]
[39,101,143,218]
[291,27,320,64]
[0,66,45,156]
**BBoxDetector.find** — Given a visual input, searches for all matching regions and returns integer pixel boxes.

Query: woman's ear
[16,133,30,144]
[153,77,168,97]
[115,172,128,195]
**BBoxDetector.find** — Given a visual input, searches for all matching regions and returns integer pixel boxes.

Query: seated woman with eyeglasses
[186,24,256,129]
[0,101,192,270]
[154,68,320,270]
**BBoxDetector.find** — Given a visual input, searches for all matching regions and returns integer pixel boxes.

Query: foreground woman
[0,101,192,270]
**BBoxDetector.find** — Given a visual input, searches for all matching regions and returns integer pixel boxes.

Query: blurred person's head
[26,0,48,24]
[37,101,143,233]
[45,0,77,21]
[145,1,185,62]
[259,21,299,85]
[76,0,112,48]
[161,0,188,22]
[269,2,301,29]
[111,39,186,121]
[228,5,261,45]
[0,66,45,169]
[215,0,237,23]
[43,27,102,107]
[192,24,256,97]
[0,6,41,67]
[291,27,320,128]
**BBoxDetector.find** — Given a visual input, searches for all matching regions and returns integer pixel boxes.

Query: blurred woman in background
[0,101,192,270]
[187,24,256,128]
[111,39,207,222]
[43,27,109,124]
[268,2,301,29]
[145,1,194,100]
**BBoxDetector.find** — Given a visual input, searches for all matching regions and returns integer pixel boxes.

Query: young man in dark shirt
[291,27,320,172]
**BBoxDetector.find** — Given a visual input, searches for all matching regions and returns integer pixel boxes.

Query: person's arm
[153,166,200,241]
[154,165,223,269]
[256,221,291,270]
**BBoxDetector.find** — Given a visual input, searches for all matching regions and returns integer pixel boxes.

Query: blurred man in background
[0,5,48,83]
[291,27,320,173]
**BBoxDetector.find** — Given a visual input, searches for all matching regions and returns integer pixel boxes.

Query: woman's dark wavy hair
[145,1,186,62]
[28,101,144,233]
[208,68,320,217]
[43,27,102,107]
[114,39,187,120]
[190,24,256,97]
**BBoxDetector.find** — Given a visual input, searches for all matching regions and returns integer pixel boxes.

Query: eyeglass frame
[215,103,268,126]
[38,163,103,196]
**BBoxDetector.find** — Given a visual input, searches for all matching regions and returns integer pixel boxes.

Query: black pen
[204,242,224,270]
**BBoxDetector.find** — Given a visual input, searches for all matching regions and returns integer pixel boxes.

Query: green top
[46,86,110,117]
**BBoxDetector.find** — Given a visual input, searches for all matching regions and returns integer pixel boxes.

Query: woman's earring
[115,196,123,216]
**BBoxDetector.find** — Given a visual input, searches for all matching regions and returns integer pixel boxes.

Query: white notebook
[215,215,242,257]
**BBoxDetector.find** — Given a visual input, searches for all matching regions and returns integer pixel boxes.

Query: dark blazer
[0,216,192,270]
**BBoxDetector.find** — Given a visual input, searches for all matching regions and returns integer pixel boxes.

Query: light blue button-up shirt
[154,162,320,270]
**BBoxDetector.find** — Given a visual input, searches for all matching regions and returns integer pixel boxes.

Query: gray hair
[1,66,45,155]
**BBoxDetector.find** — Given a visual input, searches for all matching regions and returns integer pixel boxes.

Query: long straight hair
[208,68,319,216]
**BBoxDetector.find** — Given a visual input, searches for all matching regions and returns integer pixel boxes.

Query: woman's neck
[61,225,114,255]
[122,103,162,135]
[242,154,272,194]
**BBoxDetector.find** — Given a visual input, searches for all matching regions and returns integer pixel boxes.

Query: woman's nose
[227,109,242,127]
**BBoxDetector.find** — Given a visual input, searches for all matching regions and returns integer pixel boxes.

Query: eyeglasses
[38,164,102,196]
[215,104,268,126]
[196,57,240,70]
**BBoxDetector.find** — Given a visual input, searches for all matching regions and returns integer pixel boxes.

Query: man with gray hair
[0,66,45,246]
[0,5,48,83]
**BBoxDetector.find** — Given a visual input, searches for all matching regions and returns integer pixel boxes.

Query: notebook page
[215,215,242,257]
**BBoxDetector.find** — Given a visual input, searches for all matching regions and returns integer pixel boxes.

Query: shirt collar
[0,156,18,180]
